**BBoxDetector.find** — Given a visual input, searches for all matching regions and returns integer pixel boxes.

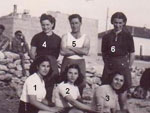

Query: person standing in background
[30,13,61,104]
[101,12,135,111]
[60,14,90,96]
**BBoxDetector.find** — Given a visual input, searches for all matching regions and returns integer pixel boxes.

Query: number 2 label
[66,88,70,94]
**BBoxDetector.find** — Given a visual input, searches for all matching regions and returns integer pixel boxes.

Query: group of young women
[17,11,131,113]
[18,55,128,113]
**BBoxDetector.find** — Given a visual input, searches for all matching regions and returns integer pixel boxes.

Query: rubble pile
[0,53,147,100]
[0,51,31,97]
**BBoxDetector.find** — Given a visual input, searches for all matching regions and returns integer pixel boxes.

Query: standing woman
[30,13,61,102]
[92,72,129,113]
[101,12,135,110]
[55,64,97,113]
[18,56,62,113]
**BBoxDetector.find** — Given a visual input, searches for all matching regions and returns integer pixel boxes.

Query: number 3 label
[111,46,115,52]
[42,41,47,48]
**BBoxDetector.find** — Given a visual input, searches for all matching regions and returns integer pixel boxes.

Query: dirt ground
[0,59,150,113]
[0,82,19,113]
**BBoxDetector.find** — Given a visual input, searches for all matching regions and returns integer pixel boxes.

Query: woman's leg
[68,108,84,113]
[38,111,54,113]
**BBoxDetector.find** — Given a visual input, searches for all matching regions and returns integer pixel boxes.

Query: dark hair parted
[15,30,22,36]
[29,55,52,76]
[40,13,56,30]
[68,14,82,23]
[107,71,127,94]
[0,24,5,30]
[60,64,84,86]
[111,12,127,25]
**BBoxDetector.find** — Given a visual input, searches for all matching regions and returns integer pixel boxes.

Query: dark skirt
[18,100,39,113]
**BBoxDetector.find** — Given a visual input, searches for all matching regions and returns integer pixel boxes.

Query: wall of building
[0,16,14,39]
[134,37,150,56]
[0,11,98,56]
[0,11,98,55]
[98,36,150,56]
[48,11,99,56]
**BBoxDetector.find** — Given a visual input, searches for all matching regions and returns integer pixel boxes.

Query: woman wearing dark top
[101,12,135,111]
[30,13,61,103]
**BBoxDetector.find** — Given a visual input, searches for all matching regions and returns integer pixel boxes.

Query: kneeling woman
[55,64,97,113]
[18,56,62,113]
[92,72,128,113]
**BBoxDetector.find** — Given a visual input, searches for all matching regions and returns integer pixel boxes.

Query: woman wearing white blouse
[18,56,62,113]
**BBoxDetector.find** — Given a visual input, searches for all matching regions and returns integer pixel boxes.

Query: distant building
[98,26,150,56]
[0,5,98,56]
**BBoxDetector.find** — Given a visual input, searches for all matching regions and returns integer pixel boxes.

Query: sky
[0,0,150,32]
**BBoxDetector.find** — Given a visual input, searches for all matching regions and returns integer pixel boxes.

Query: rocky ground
[0,54,150,113]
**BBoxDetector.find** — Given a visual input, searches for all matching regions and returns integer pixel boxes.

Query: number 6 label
[111,46,115,52]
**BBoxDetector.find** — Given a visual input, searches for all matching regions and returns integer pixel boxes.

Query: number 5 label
[72,41,76,47]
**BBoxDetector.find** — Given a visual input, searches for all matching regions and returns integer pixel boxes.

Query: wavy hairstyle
[40,13,56,30]
[29,55,53,76]
[60,64,84,86]
[106,71,127,94]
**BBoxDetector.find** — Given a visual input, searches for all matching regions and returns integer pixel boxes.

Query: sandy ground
[0,82,19,113]
[0,58,150,113]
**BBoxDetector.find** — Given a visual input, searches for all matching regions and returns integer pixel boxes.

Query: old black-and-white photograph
[0,0,150,113]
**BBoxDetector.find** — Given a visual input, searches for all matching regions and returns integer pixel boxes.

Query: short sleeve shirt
[55,82,80,107]
[31,32,61,59]
[92,85,119,113]
[102,30,135,57]
[20,73,46,102]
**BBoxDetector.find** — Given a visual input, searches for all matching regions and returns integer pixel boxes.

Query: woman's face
[41,19,54,34]
[67,68,79,84]
[112,18,125,32]
[111,74,124,90]
[37,61,50,77]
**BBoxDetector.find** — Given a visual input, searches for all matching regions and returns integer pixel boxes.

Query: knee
[69,109,84,113]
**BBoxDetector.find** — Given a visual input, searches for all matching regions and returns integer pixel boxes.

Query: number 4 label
[42,41,47,48]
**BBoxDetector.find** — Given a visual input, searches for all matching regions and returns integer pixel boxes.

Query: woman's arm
[30,46,37,60]
[68,36,90,55]
[64,95,96,112]
[60,34,76,56]
[29,95,62,112]
[94,87,105,113]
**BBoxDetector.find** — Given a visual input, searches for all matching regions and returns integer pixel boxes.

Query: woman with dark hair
[54,64,97,113]
[92,72,129,113]
[101,12,135,110]
[18,56,62,113]
[30,13,61,102]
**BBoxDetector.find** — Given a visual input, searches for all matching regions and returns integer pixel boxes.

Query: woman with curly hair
[92,72,129,113]
[18,56,62,113]
[55,64,97,113]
